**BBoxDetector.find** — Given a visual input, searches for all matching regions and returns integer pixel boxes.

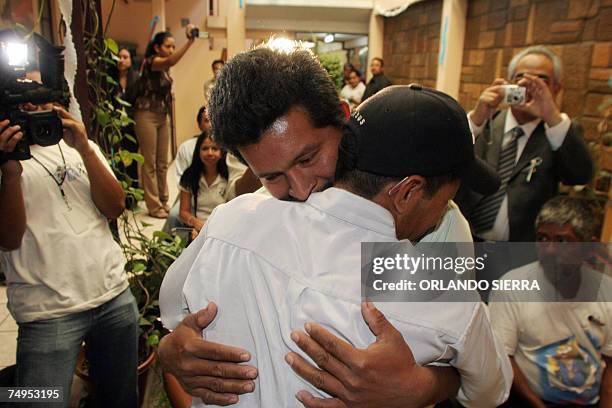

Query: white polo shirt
[179,174,237,223]
[173,188,512,407]
[175,137,247,189]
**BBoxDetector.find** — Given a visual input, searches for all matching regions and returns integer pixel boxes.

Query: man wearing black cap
[159,45,502,407]
[172,85,512,407]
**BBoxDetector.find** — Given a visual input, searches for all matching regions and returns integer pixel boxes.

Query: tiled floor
[0,286,17,368]
[0,162,178,371]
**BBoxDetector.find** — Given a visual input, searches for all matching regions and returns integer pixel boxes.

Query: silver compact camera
[502,85,526,105]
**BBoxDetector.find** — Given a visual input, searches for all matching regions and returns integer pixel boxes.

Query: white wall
[102,0,223,146]
[101,0,300,146]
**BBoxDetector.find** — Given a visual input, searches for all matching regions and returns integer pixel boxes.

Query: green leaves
[117,149,143,167]
[86,9,172,366]
[153,230,173,240]
[87,28,190,360]
[105,74,118,86]
[95,107,110,126]
[147,333,160,347]
[105,38,119,55]
[114,95,131,107]
[318,53,344,91]
[124,224,187,356]
[128,186,144,201]
[130,261,147,273]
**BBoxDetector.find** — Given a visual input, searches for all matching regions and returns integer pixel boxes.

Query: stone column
[435,0,467,99]
[367,10,384,82]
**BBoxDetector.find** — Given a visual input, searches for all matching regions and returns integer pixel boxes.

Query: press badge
[62,206,90,235]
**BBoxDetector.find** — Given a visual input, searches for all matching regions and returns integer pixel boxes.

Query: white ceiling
[245,2,373,34]
[295,32,364,41]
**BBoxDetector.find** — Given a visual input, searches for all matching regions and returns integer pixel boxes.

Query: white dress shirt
[160,198,471,330]
[468,110,571,241]
[162,188,512,407]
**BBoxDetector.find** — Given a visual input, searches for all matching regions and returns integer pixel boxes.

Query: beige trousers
[134,109,170,213]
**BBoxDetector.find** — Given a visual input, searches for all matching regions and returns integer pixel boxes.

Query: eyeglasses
[513,72,551,84]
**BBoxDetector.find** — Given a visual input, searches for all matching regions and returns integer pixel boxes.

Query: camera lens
[31,121,51,141]
[27,111,63,147]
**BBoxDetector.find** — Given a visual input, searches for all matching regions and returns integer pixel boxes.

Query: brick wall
[459,0,612,141]
[382,0,443,88]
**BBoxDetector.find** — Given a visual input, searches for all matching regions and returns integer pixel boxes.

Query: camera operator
[457,45,593,242]
[0,105,138,407]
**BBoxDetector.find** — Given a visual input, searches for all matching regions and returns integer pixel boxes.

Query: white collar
[202,173,222,188]
[505,109,540,137]
[306,187,397,239]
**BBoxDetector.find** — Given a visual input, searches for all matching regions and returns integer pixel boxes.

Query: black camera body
[0,31,68,161]
[190,27,209,39]
[4,109,63,159]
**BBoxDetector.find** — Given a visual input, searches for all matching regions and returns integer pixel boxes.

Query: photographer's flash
[4,42,28,67]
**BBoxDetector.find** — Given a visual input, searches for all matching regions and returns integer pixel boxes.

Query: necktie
[471,126,524,235]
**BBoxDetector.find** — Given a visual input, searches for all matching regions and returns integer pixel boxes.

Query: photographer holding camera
[457,45,594,242]
[0,104,138,407]
[134,25,196,219]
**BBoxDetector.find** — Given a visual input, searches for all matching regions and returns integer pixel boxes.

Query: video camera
[0,30,68,161]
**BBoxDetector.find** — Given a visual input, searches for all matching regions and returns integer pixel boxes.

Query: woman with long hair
[117,47,139,106]
[134,27,194,218]
[179,132,234,238]
[115,47,140,190]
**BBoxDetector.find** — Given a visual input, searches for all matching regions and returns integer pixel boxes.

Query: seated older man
[179,85,512,407]
[490,196,612,407]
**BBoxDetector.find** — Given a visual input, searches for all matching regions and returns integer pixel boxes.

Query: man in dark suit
[457,46,593,242]
[362,57,392,102]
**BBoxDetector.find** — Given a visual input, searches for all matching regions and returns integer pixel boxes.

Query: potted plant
[76,2,187,404]
[76,219,186,406]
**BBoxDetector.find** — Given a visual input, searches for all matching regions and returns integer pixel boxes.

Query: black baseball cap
[340,84,500,195]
